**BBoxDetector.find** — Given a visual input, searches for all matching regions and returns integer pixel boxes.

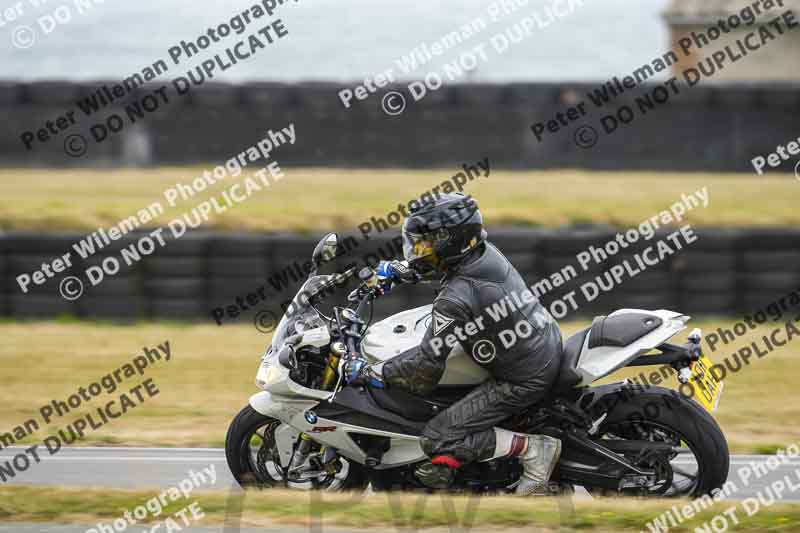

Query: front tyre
[225,404,367,491]
[593,387,729,497]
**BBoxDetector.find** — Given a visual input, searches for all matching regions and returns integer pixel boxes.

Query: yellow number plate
[687,355,724,412]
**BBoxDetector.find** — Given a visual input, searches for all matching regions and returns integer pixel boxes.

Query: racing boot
[486,428,561,496]
[414,458,457,489]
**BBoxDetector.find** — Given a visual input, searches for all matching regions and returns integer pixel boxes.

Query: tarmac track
[1,447,799,533]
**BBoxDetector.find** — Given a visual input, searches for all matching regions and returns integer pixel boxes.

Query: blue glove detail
[344,357,386,388]
[377,260,394,279]
[345,358,366,384]
[377,260,420,284]
[367,376,385,389]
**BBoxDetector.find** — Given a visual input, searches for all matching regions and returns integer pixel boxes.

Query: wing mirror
[309,232,339,277]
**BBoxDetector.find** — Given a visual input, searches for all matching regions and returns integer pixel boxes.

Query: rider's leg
[487,428,562,495]
[419,355,560,492]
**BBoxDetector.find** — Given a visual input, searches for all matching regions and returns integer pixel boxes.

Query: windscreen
[270,275,330,351]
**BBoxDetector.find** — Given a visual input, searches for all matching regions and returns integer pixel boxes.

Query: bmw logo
[305,411,318,424]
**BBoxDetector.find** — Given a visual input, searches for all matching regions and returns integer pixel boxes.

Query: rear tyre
[592,387,729,497]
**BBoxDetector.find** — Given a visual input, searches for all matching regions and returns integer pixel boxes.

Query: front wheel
[225,404,367,491]
[591,387,729,497]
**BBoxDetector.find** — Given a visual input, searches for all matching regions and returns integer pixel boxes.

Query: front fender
[249,391,278,417]
[249,391,319,427]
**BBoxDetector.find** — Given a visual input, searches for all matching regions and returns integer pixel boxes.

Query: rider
[347,192,564,495]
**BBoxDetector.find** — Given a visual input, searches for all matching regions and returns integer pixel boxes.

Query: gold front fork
[320,341,346,391]
[320,354,340,390]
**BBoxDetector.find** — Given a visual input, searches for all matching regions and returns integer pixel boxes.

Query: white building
[664,0,800,80]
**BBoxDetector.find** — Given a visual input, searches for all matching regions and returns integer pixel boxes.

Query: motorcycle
[225,233,729,496]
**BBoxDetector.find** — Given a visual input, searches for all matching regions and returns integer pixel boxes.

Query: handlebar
[348,260,419,301]
[325,261,420,400]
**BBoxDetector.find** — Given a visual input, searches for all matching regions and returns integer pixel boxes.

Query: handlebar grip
[378,260,419,284]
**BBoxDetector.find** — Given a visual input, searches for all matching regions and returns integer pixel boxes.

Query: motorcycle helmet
[402,193,486,276]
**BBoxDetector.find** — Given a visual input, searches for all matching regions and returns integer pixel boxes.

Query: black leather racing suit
[382,242,563,464]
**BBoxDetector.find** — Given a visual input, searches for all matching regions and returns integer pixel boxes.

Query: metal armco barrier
[1,227,799,322]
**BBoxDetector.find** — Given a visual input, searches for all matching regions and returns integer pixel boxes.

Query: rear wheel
[225,404,367,491]
[591,388,729,497]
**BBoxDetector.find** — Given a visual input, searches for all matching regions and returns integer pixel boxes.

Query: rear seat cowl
[588,313,663,349]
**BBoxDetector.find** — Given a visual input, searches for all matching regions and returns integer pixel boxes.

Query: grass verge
[0,319,798,452]
[0,168,797,231]
[1,486,799,532]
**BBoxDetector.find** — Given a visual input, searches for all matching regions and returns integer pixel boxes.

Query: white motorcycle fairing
[249,391,425,468]
[361,305,490,385]
[574,309,690,385]
[250,307,690,468]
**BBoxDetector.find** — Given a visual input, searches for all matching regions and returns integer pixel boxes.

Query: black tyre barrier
[489,228,542,253]
[739,272,800,292]
[619,271,674,293]
[538,229,615,255]
[83,275,141,297]
[155,231,211,256]
[143,278,206,298]
[208,257,269,277]
[613,292,679,311]
[679,272,736,292]
[616,253,672,272]
[2,228,800,319]
[11,295,76,317]
[80,252,144,273]
[737,229,800,251]
[149,298,207,319]
[740,251,800,273]
[671,252,736,273]
[210,234,273,256]
[680,292,737,315]
[78,296,146,319]
[739,291,798,314]
[9,254,64,274]
[207,276,269,295]
[689,228,743,251]
[145,257,206,278]
[538,254,604,275]
[3,232,79,254]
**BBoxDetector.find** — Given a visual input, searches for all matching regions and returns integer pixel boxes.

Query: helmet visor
[402,228,439,271]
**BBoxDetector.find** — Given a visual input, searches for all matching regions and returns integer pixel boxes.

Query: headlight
[277,345,296,369]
